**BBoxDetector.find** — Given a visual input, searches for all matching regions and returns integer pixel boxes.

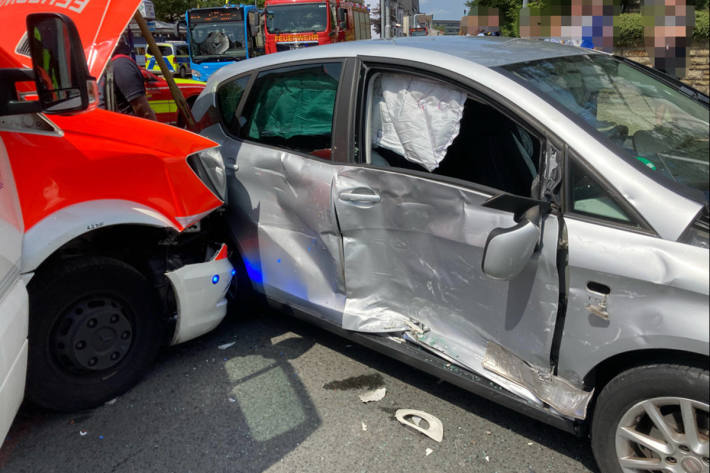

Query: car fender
[21,199,179,274]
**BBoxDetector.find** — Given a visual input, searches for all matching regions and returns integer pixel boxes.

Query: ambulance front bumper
[166,244,234,345]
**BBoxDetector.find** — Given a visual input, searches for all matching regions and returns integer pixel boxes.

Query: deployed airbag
[371,74,466,171]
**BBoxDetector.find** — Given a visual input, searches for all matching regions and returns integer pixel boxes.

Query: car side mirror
[26,13,96,114]
[481,205,542,280]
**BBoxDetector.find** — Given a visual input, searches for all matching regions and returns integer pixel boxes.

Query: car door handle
[338,190,381,204]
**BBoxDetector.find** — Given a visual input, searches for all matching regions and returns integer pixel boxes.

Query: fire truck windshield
[265,3,328,34]
[189,21,247,63]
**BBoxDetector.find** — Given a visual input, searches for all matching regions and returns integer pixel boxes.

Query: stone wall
[614,42,710,95]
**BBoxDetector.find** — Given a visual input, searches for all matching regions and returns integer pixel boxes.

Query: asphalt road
[0,306,599,473]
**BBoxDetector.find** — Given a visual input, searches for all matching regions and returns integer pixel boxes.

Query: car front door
[332,65,566,393]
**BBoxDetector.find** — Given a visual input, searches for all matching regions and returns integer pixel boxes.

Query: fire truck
[263,0,371,54]
[0,3,234,442]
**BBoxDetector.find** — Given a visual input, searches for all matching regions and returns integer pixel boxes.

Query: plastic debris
[361,421,367,431]
[394,409,444,443]
[527,441,534,446]
[79,430,88,436]
[228,397,236,403]
[105,397,118,406]
[425,448,433,456]
[359,387,386,403]
[218,342,236,350]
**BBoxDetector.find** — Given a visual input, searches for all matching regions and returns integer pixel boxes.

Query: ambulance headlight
[187,147,226,202]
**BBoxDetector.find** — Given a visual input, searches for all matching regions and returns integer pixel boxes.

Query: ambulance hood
[0,0,142,77]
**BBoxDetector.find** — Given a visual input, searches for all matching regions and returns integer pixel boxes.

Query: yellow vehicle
[145,41,191,78]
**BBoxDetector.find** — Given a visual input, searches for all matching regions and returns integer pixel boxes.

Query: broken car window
[370,73,466,171]
[367,72,540,197]
[238,63,342,159]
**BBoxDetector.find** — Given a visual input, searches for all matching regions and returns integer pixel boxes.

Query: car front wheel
[591,363,709,473]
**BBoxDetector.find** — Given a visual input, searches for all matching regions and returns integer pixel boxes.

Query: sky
[419,0,469,20]
[365,1,469,21]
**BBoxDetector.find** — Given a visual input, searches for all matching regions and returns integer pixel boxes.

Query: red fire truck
[263,0,371,54]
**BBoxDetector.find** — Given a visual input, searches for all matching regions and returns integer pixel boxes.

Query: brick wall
[614,42,710,95]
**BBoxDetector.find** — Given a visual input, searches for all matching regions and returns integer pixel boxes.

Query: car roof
[209,36,593,86]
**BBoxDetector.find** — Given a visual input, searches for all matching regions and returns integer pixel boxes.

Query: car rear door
[207,60,352,323]
[0,135,28,445]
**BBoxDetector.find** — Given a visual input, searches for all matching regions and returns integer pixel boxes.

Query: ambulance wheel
[27,257,162,411]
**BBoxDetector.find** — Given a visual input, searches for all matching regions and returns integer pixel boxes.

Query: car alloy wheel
[615,397,709,473]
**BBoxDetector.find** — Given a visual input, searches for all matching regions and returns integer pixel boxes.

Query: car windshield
[266,3,328,34]
[189,21,246,63]
[502,54,709,200]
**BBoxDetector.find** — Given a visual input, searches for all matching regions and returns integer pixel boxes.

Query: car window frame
[216,58,351,165]
[353,60,550,200]
[216,72,254,136]
[563,148,656,236]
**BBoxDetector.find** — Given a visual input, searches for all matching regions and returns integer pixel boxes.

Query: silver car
[193,37,709,472]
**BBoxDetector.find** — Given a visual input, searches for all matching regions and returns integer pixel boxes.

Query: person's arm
[113,57,157,121]
[129,95,157,120]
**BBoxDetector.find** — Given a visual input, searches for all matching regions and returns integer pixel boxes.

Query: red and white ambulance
[0,3,234,444]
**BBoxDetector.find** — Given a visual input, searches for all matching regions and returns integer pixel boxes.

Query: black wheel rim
[50,296,135,373]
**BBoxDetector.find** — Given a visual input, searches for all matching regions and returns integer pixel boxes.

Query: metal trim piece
[483,342,593,420]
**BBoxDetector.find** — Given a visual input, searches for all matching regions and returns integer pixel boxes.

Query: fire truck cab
[263,0,370,54]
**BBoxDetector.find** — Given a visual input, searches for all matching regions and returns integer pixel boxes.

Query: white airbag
[371,74,466,171]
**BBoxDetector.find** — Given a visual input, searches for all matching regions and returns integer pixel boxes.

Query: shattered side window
[217,75,251,135]
[238,63,342,159]
[367,72,541,197]
[369,73,466,171]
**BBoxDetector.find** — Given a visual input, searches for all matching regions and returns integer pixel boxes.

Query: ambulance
[0,3,234,445]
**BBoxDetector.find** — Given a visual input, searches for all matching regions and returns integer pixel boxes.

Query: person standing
[99,32,157,120]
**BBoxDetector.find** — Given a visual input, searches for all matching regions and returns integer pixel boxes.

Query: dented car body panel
[558,217,710,386]
[194,36,709,425]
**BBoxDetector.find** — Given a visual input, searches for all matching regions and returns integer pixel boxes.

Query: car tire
[27,257,163,411]
[591,363,709,473]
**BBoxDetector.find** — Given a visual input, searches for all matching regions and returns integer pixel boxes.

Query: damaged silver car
[192,36,709,472]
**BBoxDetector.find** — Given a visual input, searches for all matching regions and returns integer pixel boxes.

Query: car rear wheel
[591,364,709,473]
[27,257,163,411]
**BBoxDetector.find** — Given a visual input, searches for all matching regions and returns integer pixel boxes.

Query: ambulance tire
[27,257,162,411]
